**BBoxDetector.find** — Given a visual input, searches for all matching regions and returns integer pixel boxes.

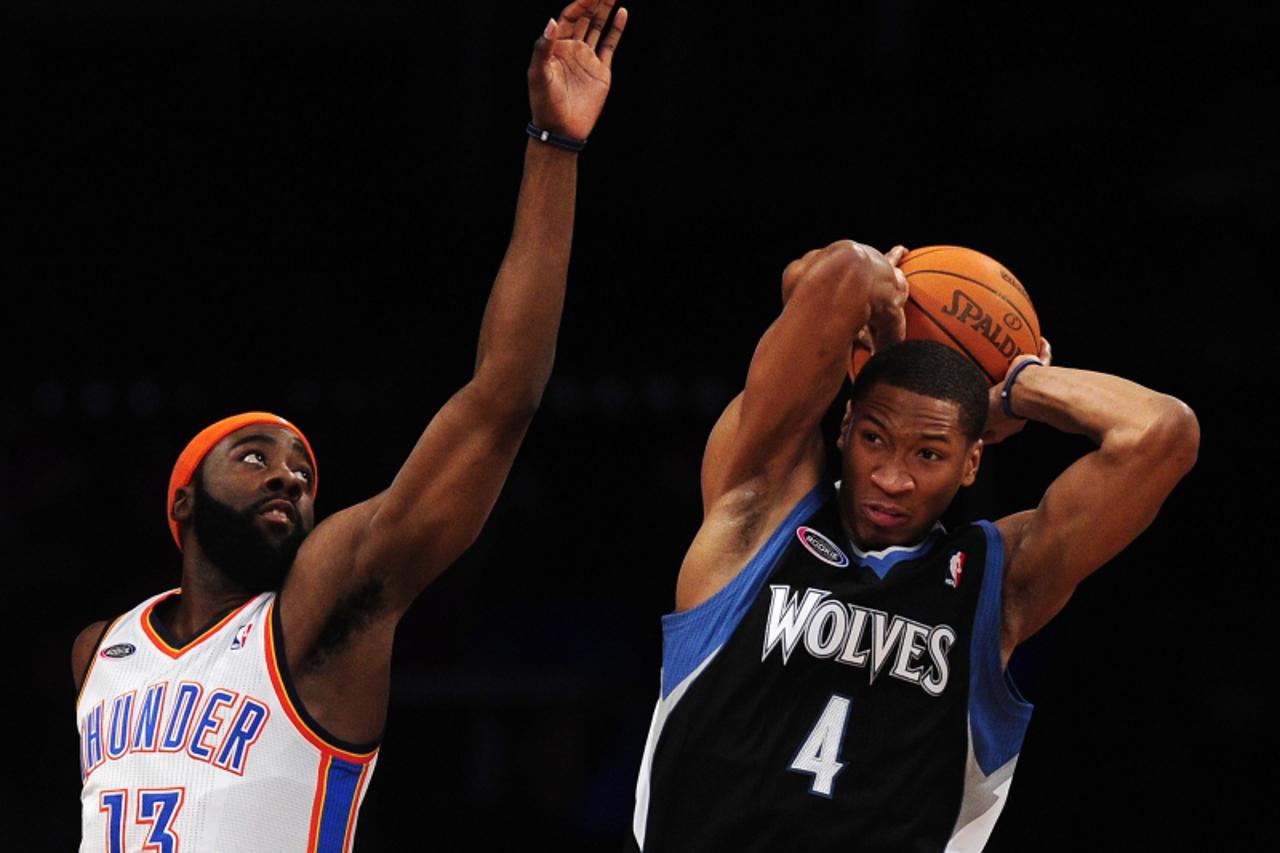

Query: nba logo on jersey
[945,552,965,588]
[230,622,254,650]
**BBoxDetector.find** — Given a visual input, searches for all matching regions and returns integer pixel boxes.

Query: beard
[192,478,307,593]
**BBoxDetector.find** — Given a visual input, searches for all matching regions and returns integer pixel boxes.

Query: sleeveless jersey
[631,484,1033,852]
[77,590,378,853]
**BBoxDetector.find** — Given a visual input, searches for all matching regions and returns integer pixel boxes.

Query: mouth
[862,501,910,529]
[256,499,298,526]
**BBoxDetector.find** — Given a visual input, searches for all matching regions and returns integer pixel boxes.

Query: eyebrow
[228,433,278,450]
[859,412,890,432]
[857,412,955,443]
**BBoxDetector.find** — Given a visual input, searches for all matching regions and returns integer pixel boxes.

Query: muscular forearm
[777,242,888,359]
[1008,365,1199,463]
[473,140,579,408]
[722,242,896,490]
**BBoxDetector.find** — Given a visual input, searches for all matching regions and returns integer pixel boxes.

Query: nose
[869,457,914,496]
[264,464,303,500]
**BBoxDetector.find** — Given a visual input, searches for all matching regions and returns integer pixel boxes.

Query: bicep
[1001,412,1198,648]
[72,620,109,692]
[703,312,856,509]
[700,394,743,511]
[703,241,884,506]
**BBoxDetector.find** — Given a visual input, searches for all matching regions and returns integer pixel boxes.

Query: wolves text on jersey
[761,585,956,696]
[79,681,270,781]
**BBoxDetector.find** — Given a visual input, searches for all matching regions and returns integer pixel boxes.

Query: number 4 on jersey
[788,694,851,797]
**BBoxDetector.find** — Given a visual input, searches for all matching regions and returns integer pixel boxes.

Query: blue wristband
[1000,357,1043,419]
[526,122,587,152]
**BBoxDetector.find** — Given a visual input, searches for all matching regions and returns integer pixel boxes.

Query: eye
[861,431,883,445]
[293,468,312,484]
[919,448,944,462]
[240,450,267,466]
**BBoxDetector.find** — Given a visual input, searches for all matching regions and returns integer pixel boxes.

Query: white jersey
[77,590,378,853]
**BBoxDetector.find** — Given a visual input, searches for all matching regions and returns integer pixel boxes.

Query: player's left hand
[982,336,1052,445]
[528,0,627,141]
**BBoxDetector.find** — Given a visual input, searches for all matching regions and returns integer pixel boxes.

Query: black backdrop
[6,1,1271,849]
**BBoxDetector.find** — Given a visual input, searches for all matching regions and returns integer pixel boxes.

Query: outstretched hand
[528,0,628,141]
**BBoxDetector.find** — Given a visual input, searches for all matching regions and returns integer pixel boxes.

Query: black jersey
[631,483,1032,852]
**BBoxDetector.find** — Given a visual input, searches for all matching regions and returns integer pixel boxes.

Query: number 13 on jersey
[788,694,851,798]
[98,787,185,852]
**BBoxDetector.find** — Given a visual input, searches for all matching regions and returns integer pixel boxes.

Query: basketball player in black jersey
[630,241,1199,851]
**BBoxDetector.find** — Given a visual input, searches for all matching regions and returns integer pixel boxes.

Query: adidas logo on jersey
[762,585,956,696]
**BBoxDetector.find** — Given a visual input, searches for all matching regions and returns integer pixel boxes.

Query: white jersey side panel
[77,590,378,853]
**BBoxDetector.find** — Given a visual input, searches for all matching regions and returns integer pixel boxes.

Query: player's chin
[860,516,937,552]
[856,524,911,552]
[258,522,308,565]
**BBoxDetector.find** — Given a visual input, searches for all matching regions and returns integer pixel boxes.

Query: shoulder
[72,620,110,693]
[992,511,1034,563]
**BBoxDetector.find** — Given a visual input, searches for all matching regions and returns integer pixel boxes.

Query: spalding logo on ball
[850,245,1042,385]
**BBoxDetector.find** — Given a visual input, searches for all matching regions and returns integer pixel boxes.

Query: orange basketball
[850,245,1041,385]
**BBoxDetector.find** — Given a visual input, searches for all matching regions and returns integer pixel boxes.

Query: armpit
[298,578,386,675]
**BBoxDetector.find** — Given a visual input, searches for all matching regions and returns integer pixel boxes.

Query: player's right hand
[862,244,909,355]
[528,0,627,141]
[780,240,907,359]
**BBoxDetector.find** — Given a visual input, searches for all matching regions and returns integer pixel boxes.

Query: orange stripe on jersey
[140,590,260,659]
[306,756,330,853]
[341,763,371,852]
[263,599,378,765]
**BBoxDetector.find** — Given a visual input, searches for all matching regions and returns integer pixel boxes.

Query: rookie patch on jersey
[796,526,850,567]
[100,643,136,659]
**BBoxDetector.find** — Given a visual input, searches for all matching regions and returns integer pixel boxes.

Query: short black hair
[848,340,989,441]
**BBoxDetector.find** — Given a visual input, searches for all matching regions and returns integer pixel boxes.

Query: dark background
[6,1,1271,849]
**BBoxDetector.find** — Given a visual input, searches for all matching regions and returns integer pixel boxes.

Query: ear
[172,483,195,524]
[836,400,853,452]
[960,439,983,487]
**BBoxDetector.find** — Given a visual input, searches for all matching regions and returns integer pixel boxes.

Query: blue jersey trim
[316,756,365,852]
[969,520,1034,777]
[660,483,831,699]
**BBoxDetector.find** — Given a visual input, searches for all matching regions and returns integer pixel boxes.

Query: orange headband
[167,411,317,550]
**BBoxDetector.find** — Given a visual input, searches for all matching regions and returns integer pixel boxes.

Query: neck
[166,540,259,643]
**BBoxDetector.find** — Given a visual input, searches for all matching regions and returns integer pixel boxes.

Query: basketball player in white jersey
[72,3,627,850]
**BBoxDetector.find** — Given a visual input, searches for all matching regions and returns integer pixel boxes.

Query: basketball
[851,245,1041,384]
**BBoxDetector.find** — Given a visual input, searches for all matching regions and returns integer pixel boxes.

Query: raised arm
[677,242,907,609]
[701,242,908,505]
[994,360,1200,662]
[289,0,627,615]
